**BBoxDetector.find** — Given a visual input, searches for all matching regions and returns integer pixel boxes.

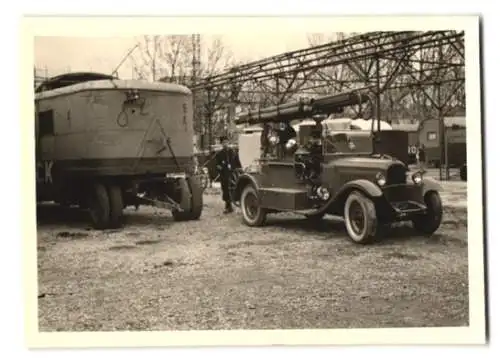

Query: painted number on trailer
[36,161,54,184]
[408,146,417,154]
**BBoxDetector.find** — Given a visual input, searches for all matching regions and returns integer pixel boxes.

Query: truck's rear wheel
[240,184,266,226]
[88,182,111,230]
[172,177,203,221]
[108,183,125,228]
[343,191,378,244]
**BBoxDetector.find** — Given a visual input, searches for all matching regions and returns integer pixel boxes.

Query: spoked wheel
[343,191,378,244]
[240,184,266,226]
[87,182,111,230]
[349,200,365,234]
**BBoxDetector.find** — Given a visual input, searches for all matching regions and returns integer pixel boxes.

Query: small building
[390,108,466,167]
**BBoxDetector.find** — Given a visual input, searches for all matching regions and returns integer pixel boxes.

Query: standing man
[418,144,426,170]
[215,136,242,213]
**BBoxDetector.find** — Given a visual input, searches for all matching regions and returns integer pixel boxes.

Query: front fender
[336,179,384,198]
[422,176,443,195]
[232,173,260,205]
[317,179,383,216]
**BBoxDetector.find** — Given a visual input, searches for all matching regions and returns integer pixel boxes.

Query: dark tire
[172,177,203,221]
[412,191,443,235]
[240,184,267,227]
[343,191,379,244]
[460,164,467,181]
[107,183,125,228]
[87,182,111,230]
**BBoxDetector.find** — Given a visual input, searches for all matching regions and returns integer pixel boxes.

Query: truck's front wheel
[344,191,378,244]
[412,191,443,235]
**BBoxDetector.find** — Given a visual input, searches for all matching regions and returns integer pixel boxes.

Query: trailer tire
[108,183,125,228]
[172,177,203,221]
[88,182,111,230]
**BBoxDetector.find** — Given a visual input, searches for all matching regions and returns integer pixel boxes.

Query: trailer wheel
[343,191,378,244]
[108,184,125,228]
[87,182,111,230]
[172,177,203,221]
[412,191,443,235]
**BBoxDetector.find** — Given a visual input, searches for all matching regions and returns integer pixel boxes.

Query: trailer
[35,72,204,229]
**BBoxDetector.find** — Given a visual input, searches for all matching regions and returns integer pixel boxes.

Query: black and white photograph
[22,15,485,347]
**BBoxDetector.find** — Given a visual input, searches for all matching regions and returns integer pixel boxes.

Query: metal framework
[192,30,465,180]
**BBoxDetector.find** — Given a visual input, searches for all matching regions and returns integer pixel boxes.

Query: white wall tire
[240,184,266,227]
[344,191,378,244]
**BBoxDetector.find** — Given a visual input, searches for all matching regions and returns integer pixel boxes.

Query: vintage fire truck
[35,72,203,229]
[230,90,444,244]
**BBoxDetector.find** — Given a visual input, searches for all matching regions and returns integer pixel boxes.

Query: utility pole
[191,34,202,148]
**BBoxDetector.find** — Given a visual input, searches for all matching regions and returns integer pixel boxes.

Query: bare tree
[129,35,237,143]
[131,35,192,82]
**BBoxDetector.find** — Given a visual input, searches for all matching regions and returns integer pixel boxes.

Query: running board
[294,209,324,216]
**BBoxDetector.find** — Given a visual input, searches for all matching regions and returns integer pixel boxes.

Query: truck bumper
[380,184,427,221]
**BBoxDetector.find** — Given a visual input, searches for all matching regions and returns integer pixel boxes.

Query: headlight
[285,138,297,151]
[376,172,386,187]
[316,186,330,201]
[269,135,279,145]
[412,172,423,185]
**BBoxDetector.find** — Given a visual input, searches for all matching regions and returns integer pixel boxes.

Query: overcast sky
[34,33,316,78]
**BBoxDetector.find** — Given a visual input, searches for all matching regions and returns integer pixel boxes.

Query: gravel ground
[36,181,468,332]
